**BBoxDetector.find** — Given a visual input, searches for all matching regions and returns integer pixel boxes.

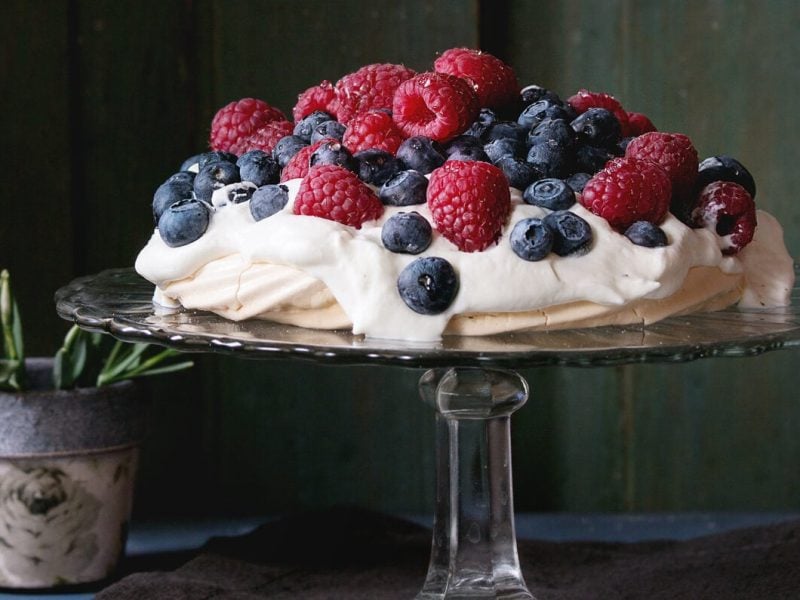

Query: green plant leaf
[0,359,22,391]
[1,270,25,390]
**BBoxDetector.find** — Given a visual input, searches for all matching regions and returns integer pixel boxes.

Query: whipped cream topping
[136,179,795,341]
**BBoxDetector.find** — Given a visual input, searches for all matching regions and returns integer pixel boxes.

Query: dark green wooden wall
[2,0,798,518]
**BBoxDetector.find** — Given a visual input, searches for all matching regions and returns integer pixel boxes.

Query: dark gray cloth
[97,508,800,599]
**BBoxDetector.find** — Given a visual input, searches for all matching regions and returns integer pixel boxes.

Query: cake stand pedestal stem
[417,368,533,600]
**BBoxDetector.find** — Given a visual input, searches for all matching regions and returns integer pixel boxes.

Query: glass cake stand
[56,267,800,599]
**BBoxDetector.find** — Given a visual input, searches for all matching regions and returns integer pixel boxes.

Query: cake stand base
[417,368,533,600]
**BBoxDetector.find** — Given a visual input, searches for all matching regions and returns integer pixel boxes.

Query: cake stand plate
[56,268,800,599]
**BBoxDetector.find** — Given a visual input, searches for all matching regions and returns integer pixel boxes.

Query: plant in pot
[0,269,192,589]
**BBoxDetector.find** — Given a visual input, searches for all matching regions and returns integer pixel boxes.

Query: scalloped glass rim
[55,267,800,368]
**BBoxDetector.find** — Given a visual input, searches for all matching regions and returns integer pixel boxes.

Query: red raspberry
[293,80,340,123]
[210,98,287,153]
[433,47,519,109]
[342,109,406,154]
[280,139,330,182]
[567,89,631,137]
[393,72,479,143]
[231,120,293,155]
[626,112,657,136]
[580,157,671,230]
[691,181,756,255]
[334,63,416,124]
[427,160,511,252]
[625,132,698,200]
[293,164,383,228]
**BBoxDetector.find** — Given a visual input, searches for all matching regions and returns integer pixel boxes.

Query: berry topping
[273,136,309,168]
[212,182,257,208]
[481,121,528,144]
[526,142,574,179]
[397,256,459,315]
[427,160,511,252]
[694,155,756,199]
[624,221,669,247]
[309,140,357,172]
[465,108,499,138]
[570,108,622,148]
[197,151,238,169]
[311,120,346,144]
[158,198,211,248]
[381,212,433,254]
[574,144,615,174]
[624,131,698,202]
[293,164,383,228]
[293,80,339,123]
[523,178,576,210]
[518,99,572,130]
[232,119,294,155]
[484,137,525,163]
[153,179,194,224]
[165,171,196,185]
[433,47,519,109]
[392,72,479,142]
[444,135,490,163]
[193,161,241,203]
[249,184,289,221]
[542,210,593,256]
[179,154,204,172]
[520,85,565,108]
[342,109,406,154]
[396,136,446,174]
[335,63,416,124]
[280,139,329,182]
[626,112,657,136]
[691,181,756,255]
[354,149,402,186]
[580,157,671,230]
[510,218,554,261]
[210,98,287,153]
[567,89,630,137]
[528,118,577,149]
[565,172,592,193]
[379,170,428,206]
[495,155,539,190]
[236,150,280,187]
[293,110,335,142]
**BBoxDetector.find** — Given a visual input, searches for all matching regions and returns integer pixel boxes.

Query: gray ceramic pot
[0,358,146,588]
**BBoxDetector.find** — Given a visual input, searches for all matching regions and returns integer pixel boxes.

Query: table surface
[2,512,798,599]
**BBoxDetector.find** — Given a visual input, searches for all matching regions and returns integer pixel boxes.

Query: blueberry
[293,110,334,142]
[519,84,564,107]
[355,149,402,186]
[528,118,577,149]
[465,108,499,138]
[273,135,309,168]
[236,150,280,187]
[616,136,635,156]
[309,140,357,172]
[565,172,592,193]
[311,120,345,144]
[158,198,211,247]
[481,121,527,144]
[523,178,576,210]
[496,156,539,190]
[212,182,256,208]
[153,180,194,224]
[379,170,428,206]
[570,108,622,148]
[164,171,196,185]
[526,142,575,179]
[179,154,204,172]
[484,137,526,163]
[694,155,756,198]
[193,161,240,203]
[249,184,289,221]
[381,212,433,254]
[510,218,554,261]
[396,136,445,174]
[624,221,669,247]
[575,144,614,174]
[444,135,489,162]
[397,257,459,315]
[197,151,238,169]
[518,99,571,130]
[543,210,593,256]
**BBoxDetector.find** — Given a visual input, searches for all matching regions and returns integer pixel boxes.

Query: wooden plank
[0,1,73,354]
